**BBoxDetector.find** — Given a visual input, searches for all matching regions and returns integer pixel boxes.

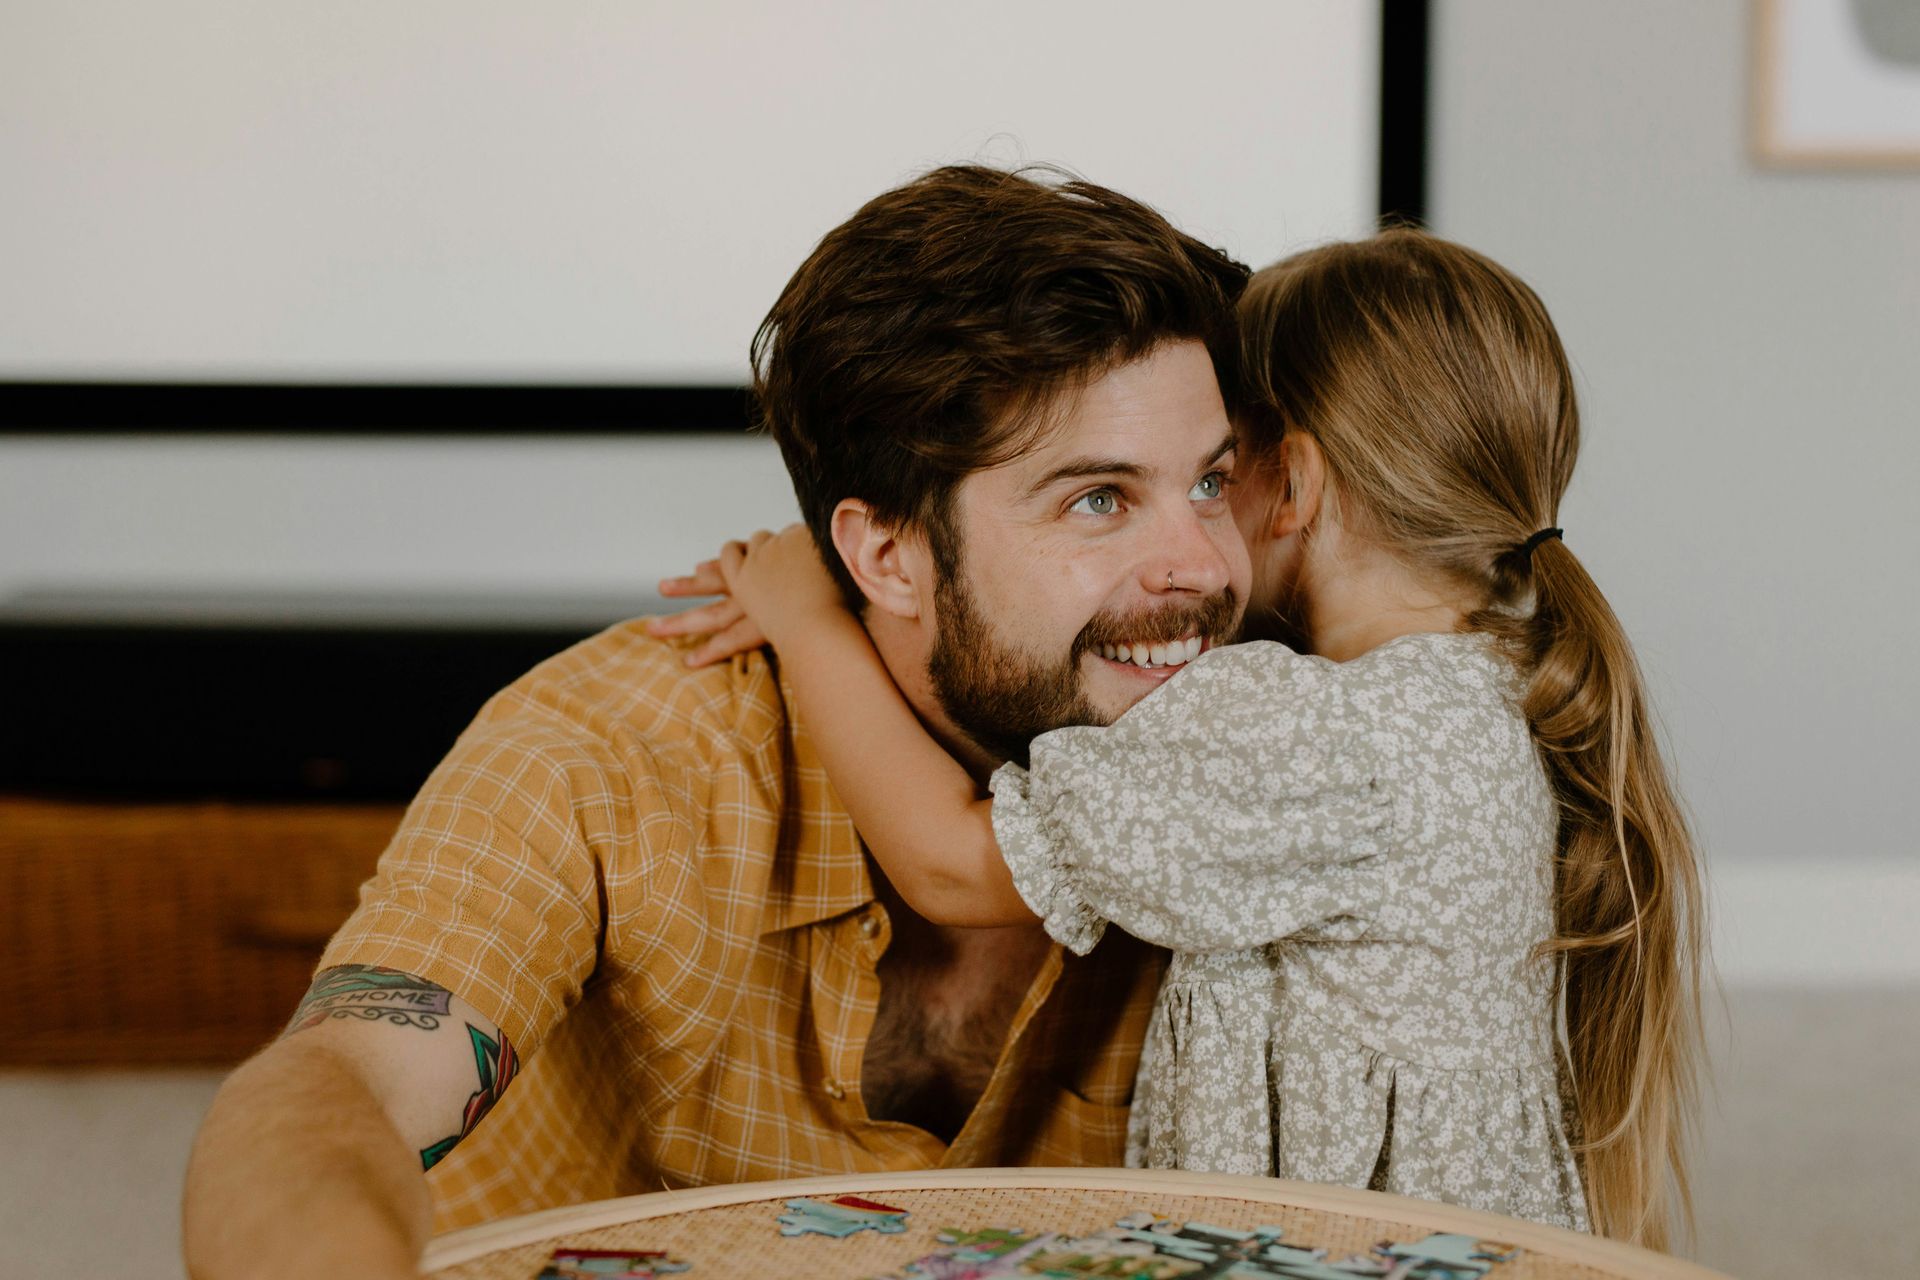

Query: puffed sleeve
[988,642,1395,956]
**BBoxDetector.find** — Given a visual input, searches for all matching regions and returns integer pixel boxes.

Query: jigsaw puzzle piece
[775,1194,910,1238]
[1376,1232,1519,1278]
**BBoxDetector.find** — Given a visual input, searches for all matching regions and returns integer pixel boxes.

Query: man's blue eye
[1070,489,1120,516]
[1190,472,1226,501]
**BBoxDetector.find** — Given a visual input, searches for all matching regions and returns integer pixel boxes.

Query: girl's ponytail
[1481,538,1705,1250]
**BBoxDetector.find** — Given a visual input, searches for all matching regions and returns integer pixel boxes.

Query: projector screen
[0,1,1380,387]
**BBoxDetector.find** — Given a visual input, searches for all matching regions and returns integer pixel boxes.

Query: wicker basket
[421,1170,1729,1280]
[0,795,402,1065]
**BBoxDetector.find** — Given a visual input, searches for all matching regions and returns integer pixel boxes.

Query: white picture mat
[0,1,1379,384]
[1757,0,1920,160]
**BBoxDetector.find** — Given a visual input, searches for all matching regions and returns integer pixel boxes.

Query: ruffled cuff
[988,760,1106,955]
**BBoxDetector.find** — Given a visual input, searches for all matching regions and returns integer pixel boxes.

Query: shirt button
[858,915,880,939]
[823,1078,846,1101]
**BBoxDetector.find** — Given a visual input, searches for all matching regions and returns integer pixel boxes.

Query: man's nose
[1142,508,1233,598]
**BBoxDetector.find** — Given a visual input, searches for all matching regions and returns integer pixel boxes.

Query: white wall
[0,1,1376,382]
[1431,0,1920,976]
[0,433,800,599]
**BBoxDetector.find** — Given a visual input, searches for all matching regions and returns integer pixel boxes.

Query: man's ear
[828,499,924,620]
[1272,432,1326,540]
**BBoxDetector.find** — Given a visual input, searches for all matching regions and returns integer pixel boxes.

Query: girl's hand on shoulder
[719,524,845,648]
[649,551,764,669]
[647,525,842,667]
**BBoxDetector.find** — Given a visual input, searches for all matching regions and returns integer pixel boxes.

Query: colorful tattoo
[282,966,519,1172]
[419,1022,521,1170]
[283,964,454,1036]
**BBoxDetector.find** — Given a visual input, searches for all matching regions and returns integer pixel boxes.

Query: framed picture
[1753,0,1920,167]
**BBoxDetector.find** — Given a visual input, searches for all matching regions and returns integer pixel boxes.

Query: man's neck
[857,608,1051,963]
[861,606,1003,786]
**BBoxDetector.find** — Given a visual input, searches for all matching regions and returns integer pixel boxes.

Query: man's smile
[1071,586,1239,701]
[1093,632,1212,670]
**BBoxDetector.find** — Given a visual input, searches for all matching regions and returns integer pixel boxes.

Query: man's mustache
[1072,590,1240,658]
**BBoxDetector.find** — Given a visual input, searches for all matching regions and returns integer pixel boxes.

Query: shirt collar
[757,661,876,935]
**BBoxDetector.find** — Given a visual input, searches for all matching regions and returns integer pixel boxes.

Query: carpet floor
[3,985,1914,1279]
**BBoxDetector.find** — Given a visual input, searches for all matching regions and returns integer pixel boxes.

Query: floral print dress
[988,631,1590,1231]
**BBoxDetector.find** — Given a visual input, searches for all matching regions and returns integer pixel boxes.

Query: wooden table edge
[420,1166,1730,1278]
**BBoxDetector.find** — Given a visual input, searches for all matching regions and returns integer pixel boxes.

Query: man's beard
[926,563,1239,769]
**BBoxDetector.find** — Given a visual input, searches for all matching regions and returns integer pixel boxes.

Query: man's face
[926,339,1251,764]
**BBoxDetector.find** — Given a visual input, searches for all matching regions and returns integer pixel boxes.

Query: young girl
[659,230,1703,1248]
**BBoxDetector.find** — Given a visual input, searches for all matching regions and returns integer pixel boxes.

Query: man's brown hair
[752,164,1249,607]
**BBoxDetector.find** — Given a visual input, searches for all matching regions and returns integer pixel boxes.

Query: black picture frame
[1378,0,1431,229]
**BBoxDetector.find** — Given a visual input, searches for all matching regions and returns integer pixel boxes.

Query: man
[182,164,1250,1280]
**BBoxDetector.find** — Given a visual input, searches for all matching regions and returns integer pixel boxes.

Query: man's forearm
[183,1037,432,1280]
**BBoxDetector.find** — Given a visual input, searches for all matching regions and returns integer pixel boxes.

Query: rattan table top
[421,1168,1729,1279]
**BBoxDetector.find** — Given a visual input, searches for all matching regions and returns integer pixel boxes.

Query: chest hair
[859,937,1041,1143]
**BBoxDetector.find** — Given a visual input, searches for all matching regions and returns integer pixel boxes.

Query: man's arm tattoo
[419,1022,521,1170]
[282,965,522,1170]
[283,964,454,1035]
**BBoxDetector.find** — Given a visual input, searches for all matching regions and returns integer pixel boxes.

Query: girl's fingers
[659,559,726,598]
[660,530,784,611]
[684,616,769,668]
[643,597,745,638]
[716,539,750,586]
[720,530,777,589]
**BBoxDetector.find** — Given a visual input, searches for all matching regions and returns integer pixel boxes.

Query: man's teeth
[1098,635,1205,668]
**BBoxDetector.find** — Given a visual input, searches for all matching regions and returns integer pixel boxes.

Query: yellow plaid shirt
[320,621,1164,1232]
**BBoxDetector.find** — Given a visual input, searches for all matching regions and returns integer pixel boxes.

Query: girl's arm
[717,527,1036,928]
[988,641,1390,955]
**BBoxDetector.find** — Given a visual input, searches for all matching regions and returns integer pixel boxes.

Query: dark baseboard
[0,589,664,801]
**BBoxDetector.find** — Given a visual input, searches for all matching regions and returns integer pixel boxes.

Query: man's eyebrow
[1021,456,1151,499]
[1020,432,1238,500]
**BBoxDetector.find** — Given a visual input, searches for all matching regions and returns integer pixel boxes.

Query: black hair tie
[1519,527,1564,563]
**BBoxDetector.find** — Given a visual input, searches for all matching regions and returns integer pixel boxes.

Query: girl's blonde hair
[1237,229,1704,1249]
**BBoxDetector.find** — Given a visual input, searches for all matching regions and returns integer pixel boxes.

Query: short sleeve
[988,642,1394,956]
[319,707,621,1059]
